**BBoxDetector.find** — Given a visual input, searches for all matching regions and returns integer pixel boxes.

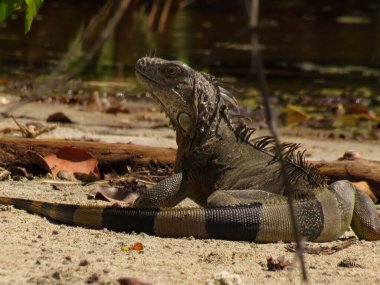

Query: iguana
[1,57,380,242]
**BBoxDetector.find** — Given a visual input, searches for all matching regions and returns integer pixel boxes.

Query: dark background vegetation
[0,0,379,134]
[1,1,380,73]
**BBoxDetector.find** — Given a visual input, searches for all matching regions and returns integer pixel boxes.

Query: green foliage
[0,0,22,22]
[24,0,43,32]
[0,0,44,32]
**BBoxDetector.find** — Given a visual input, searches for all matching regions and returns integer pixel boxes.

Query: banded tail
[0,193,348,242]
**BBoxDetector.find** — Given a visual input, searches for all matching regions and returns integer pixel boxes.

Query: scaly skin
[133,57,325,208]
[1,57,380,242]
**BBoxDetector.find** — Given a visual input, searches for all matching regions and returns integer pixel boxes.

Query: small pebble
[52,271,60,280]
[79,259,90,266]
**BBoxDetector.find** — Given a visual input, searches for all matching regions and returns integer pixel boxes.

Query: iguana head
[135,57,220,141]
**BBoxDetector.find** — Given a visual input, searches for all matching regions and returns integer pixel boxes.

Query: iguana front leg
[132,173,187,208]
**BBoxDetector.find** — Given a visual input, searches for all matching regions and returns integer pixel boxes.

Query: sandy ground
[1,101,380,285]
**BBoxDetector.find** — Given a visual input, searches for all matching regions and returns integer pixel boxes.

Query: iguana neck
[174,107,236,172]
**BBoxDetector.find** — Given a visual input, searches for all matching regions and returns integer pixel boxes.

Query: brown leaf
[338,258,363,268]
[117,277,152,285]
[352,181,377,202]
[132,242,144,251]
[86,273,100,284]
[284,104,309,127]
[266,256,291,271]
[26,150,52,173]
[88,185,139,205]
[347,103,380,121]
[105,106,130,114]
[285,237,357,255]
[46,112,73,123]
[121,242,144,252]
[0,127,17,134]
[42,147,100,181]
[56,170,77,181]
[7,166,33,179]
[86,91,106,112]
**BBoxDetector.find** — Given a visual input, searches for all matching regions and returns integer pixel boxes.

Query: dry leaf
[266,256,291,271]
[284,104,309,127]
[0,127,17,134]
[285,237,356,255]
[85,273,100,284]
[7,166,33,179]
[338,258,363,268]
[86,91,107,112]
[105,106,130,114]
[121,242,144,252]
[46,112,73,123]
[88,185,139,205]
[347,103,380,121]
[42,147,100,181]
[352,181,377,202]
[117,277,152,285]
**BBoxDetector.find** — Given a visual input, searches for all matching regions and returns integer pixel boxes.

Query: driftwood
[0,138,379,199]
[312,151,380,201]
[0,137,176,173]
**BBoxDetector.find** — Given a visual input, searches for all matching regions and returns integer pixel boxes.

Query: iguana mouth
[135,69,161,87]
[135,69,176,128]
[135,69,164,102]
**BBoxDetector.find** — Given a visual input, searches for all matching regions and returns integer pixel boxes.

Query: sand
[0,101,379,285]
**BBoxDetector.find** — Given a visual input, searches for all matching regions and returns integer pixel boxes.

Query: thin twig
[148,0,160,28]
[158,0,173,33]
[53,1,113,76]
[11,115,29,137]
[62,0,131,81]
[247,0,308,282]
[249,0,259,76]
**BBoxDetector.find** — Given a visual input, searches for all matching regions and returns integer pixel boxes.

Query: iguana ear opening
[178,112,193,138]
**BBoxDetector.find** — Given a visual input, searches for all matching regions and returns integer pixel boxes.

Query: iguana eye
[166,66,181,76]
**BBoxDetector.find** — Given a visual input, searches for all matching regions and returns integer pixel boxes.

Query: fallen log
[311,151,380,201]
[0,137,176,173]
[0,138,379,200]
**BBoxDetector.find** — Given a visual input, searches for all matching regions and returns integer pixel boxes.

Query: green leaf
[24,0,43,32]
[0,0,23,22]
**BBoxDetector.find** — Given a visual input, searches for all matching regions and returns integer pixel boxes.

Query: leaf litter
[285,236,357,255]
